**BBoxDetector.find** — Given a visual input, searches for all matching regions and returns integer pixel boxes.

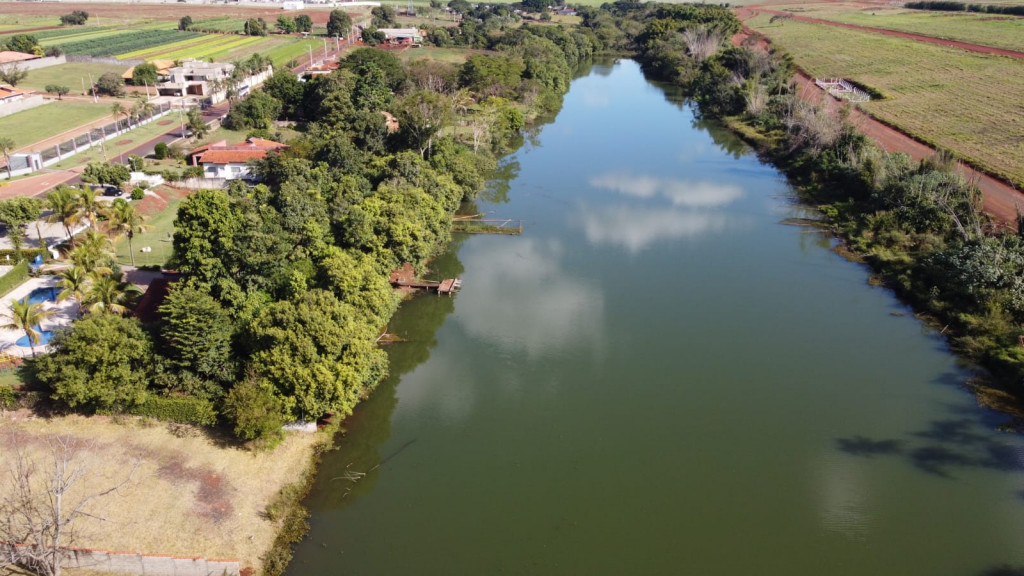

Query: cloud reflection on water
[455,238,605,360]
[579,171,747,253]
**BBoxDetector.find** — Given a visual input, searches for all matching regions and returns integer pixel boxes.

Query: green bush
[162,169,182,182]
[131,187,145,200]
[182,165,204,179]
[0,261,31,296]
[0,385,15,409]
[153,142,168,160]
[127,395,218,426]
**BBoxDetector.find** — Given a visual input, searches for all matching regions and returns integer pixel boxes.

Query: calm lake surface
[286,60,1024,575]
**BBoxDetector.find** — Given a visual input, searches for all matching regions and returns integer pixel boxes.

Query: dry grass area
[0,413,321,573]
[748,13,1024,186]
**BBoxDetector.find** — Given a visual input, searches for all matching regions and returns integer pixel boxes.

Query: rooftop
[0,51,39,65]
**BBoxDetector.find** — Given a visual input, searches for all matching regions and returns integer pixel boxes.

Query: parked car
[93,185,123,197]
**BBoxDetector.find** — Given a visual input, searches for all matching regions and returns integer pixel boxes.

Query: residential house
[157,60,235,98]
[188,137,288,180]
[121,59,177,85]
[0,51,40,66]
[0,84,32,105]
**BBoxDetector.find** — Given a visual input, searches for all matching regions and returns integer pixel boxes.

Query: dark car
[94,185,123,197]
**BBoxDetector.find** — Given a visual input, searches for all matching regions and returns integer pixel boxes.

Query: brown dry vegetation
[0,413,320,573]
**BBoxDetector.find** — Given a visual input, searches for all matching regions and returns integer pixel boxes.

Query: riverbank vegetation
[2,13,599,575]
[589,0,1024,413]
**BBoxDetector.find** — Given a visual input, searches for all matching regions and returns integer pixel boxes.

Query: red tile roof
[0,51,39,65]
[194,137,288,165]
[0,85,32,100]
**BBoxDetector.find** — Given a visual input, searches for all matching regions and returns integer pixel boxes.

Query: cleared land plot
[18,62,127,93]
[264,37,321,67]
[748,13,1024,186]
[399,46,476,64]
[0,414,319,573]
[0,101,110,149]
[770,4,1024,53]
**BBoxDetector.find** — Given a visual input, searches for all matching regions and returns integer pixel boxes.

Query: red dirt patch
[134,192,168,217]
[116,140,132,146]
[157,120,173,126]
[156,459,234,525]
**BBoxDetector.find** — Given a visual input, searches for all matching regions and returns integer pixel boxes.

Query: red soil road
[734,11,1024,228]
[748,6,1024,60]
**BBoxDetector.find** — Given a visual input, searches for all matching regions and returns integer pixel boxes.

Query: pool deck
[0,275,77,358]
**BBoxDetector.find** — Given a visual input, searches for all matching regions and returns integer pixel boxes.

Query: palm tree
[3,298,55,357]
[0,136,15,180]
[111,102,126,132]
[56,266,90,316]
[76,186,107,227]
[70,229,114,275]
[45,185,82,247]
[107,200,149,266]
[84,275,141,316]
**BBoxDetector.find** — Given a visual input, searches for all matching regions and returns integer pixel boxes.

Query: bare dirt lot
[0,413,320,573]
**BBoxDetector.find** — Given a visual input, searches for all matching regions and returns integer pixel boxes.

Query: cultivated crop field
[748,13,1024,186]
[57,29,204,57]
[771,3,1024,53]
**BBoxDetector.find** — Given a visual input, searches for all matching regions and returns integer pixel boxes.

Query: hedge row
[0,248,46,261]
[905,1,1024,14]
[127,395,218,426]
[0,385,15,409]
[0,261,31,297]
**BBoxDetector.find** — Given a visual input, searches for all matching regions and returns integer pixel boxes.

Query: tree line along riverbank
[584,0,1024,418]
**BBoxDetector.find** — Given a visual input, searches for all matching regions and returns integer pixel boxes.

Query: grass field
[19,62,128,93]
[749,13,1024,186]
[399,46,475,64]
[0,414,320,573]
[771,3,1024,52]
[51,114,181,170]
[112,187,183,267]
[0,101,110,149]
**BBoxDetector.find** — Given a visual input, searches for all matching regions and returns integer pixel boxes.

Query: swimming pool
[25,286,58,305]
[16,328,54,347]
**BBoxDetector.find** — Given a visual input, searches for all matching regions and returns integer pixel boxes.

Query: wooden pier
[452,216,522,235]
[389,263,462,296]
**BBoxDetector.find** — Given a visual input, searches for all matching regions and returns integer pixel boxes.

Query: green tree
[448,0,470,13]
[275,14,296,33]
[159,283,235,385]
[44,84,70,100]
[459,53,525,98]
[262,69,305,119]
[2,298,54,358]
[294,14,313,33]
[46,185,81,245]
[352,62,392,112]
[110,102,127,131]
[178,15,193,31]
[95,72,125,97]
[244,17,268,36]
[395,89,449,157]
[69,228,114,274]
[56,266,90,315]
[186,107,208,140]
[0,196,43,262]
[371,5,397,27]
[59,10,89,25]
[327,9,353,38]
[171,189,241,292]
[0,64,28,87]
[223,377,284,443]
[36,314,152,412]
[80,162,130,188]
[131,63,158,87]
[84,275,140,316]
[0,136,17,180]
[225,90,282,130]
[5,34,39,55]
[107,199,149,267]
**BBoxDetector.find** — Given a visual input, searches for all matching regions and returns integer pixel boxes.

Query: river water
[286,60,1024,576]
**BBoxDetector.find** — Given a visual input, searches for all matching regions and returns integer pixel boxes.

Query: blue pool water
[25,286,58,304]
[16,328,53,347]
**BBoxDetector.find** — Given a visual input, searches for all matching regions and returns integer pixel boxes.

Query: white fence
[814,78,870,103]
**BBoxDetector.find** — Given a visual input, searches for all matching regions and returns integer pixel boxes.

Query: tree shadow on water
[977,566,1024,576]
[835,436,904,458]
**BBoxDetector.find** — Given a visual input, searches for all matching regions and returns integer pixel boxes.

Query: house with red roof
[0,84,32,105]
[188,137,288,180]
[0,51,39,66]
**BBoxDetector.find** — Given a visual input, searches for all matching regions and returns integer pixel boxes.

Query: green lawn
[773,4,1024,52]
[112,188,184,268]
[399,46,476,64]
[19,62,128,94]
[749,13,1024,186]
[50,114,182,169]
[0,101,110,149]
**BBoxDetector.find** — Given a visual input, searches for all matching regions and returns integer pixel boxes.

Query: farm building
[0,85,32,105]
[0,51,39,66]
[188,137,288,180]
[377,28,424,45]
[282,1,305,9]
